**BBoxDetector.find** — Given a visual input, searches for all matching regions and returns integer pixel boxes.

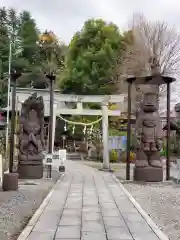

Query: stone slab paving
[26,161,162,240]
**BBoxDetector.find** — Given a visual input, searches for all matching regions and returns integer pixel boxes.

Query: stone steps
[67,153,81,161]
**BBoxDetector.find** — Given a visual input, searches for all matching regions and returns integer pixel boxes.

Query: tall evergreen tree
[16,11,42,87]
[0,8,9,77]
[18,11,39,66]
[0,6,67,104]
[0,7,10,106]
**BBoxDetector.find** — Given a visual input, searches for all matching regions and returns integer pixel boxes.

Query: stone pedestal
[18,164,43,179]
[134,166,163,182]
[2,173,19,191]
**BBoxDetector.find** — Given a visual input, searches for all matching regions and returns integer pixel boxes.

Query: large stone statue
[134,92,163,181]
[18,93,45,179]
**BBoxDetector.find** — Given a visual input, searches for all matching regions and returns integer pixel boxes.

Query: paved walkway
[25,161,163,240]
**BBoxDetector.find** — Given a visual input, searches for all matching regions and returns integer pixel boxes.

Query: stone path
[25,161,163,240]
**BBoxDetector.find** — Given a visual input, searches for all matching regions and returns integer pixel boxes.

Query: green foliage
[120,151,136,163]
[19,11,39,64]
[177,121,180,126]
[0,8,12,106]
[0,8,131,105]
[160,149,165,157]
[60,19,124,95]
[109,128,126,136]
[83,103,101,110]
[0,6,67,107]
[110,149,119,162]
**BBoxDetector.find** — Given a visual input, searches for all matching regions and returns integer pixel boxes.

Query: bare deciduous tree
[115,13,180,113]
[129,14,180,76]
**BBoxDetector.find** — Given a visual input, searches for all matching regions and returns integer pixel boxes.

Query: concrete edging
[112,175,169,240]
[17,174,65,240]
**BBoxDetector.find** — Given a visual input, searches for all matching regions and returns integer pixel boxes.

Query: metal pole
[126,82,132,180]
[9,73,16,173]
[47,74,55,178]
[52,103,57,152]
[5,41,12,162]
[166,82,170,180]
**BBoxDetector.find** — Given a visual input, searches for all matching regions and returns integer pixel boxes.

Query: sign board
[108,136,127,150]
[43,149,66,167]
[58,149,66,166]
[44,153,53,165]
[52,151,61,167]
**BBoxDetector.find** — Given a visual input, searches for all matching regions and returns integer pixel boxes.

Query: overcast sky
[1,0,180,43]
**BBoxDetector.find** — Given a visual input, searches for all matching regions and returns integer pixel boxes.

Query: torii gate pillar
[101,102,110,170]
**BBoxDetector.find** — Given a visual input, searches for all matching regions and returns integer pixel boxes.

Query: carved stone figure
[18,93,45,179]
[134,92,163,181]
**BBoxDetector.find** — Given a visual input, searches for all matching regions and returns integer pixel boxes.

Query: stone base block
[133,166,163,182]
[59,166,65,172]
[18,164,43,179]
[2,173,19,191]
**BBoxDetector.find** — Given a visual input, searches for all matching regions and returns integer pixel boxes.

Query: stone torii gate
[10,88,126,170]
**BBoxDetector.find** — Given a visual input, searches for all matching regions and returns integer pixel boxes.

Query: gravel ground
[0,169,61,240]
[114,162,180,240]
[123,181,180,240]
[115,162,180,240]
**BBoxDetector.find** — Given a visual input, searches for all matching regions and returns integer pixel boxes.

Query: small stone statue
[135,92,162,169]
[18,93,45,179]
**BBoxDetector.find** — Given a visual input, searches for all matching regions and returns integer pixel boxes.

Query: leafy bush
[109,128,126,136]
[110,149,119,162]
[120,150,136,163]
[160,149,166,157]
